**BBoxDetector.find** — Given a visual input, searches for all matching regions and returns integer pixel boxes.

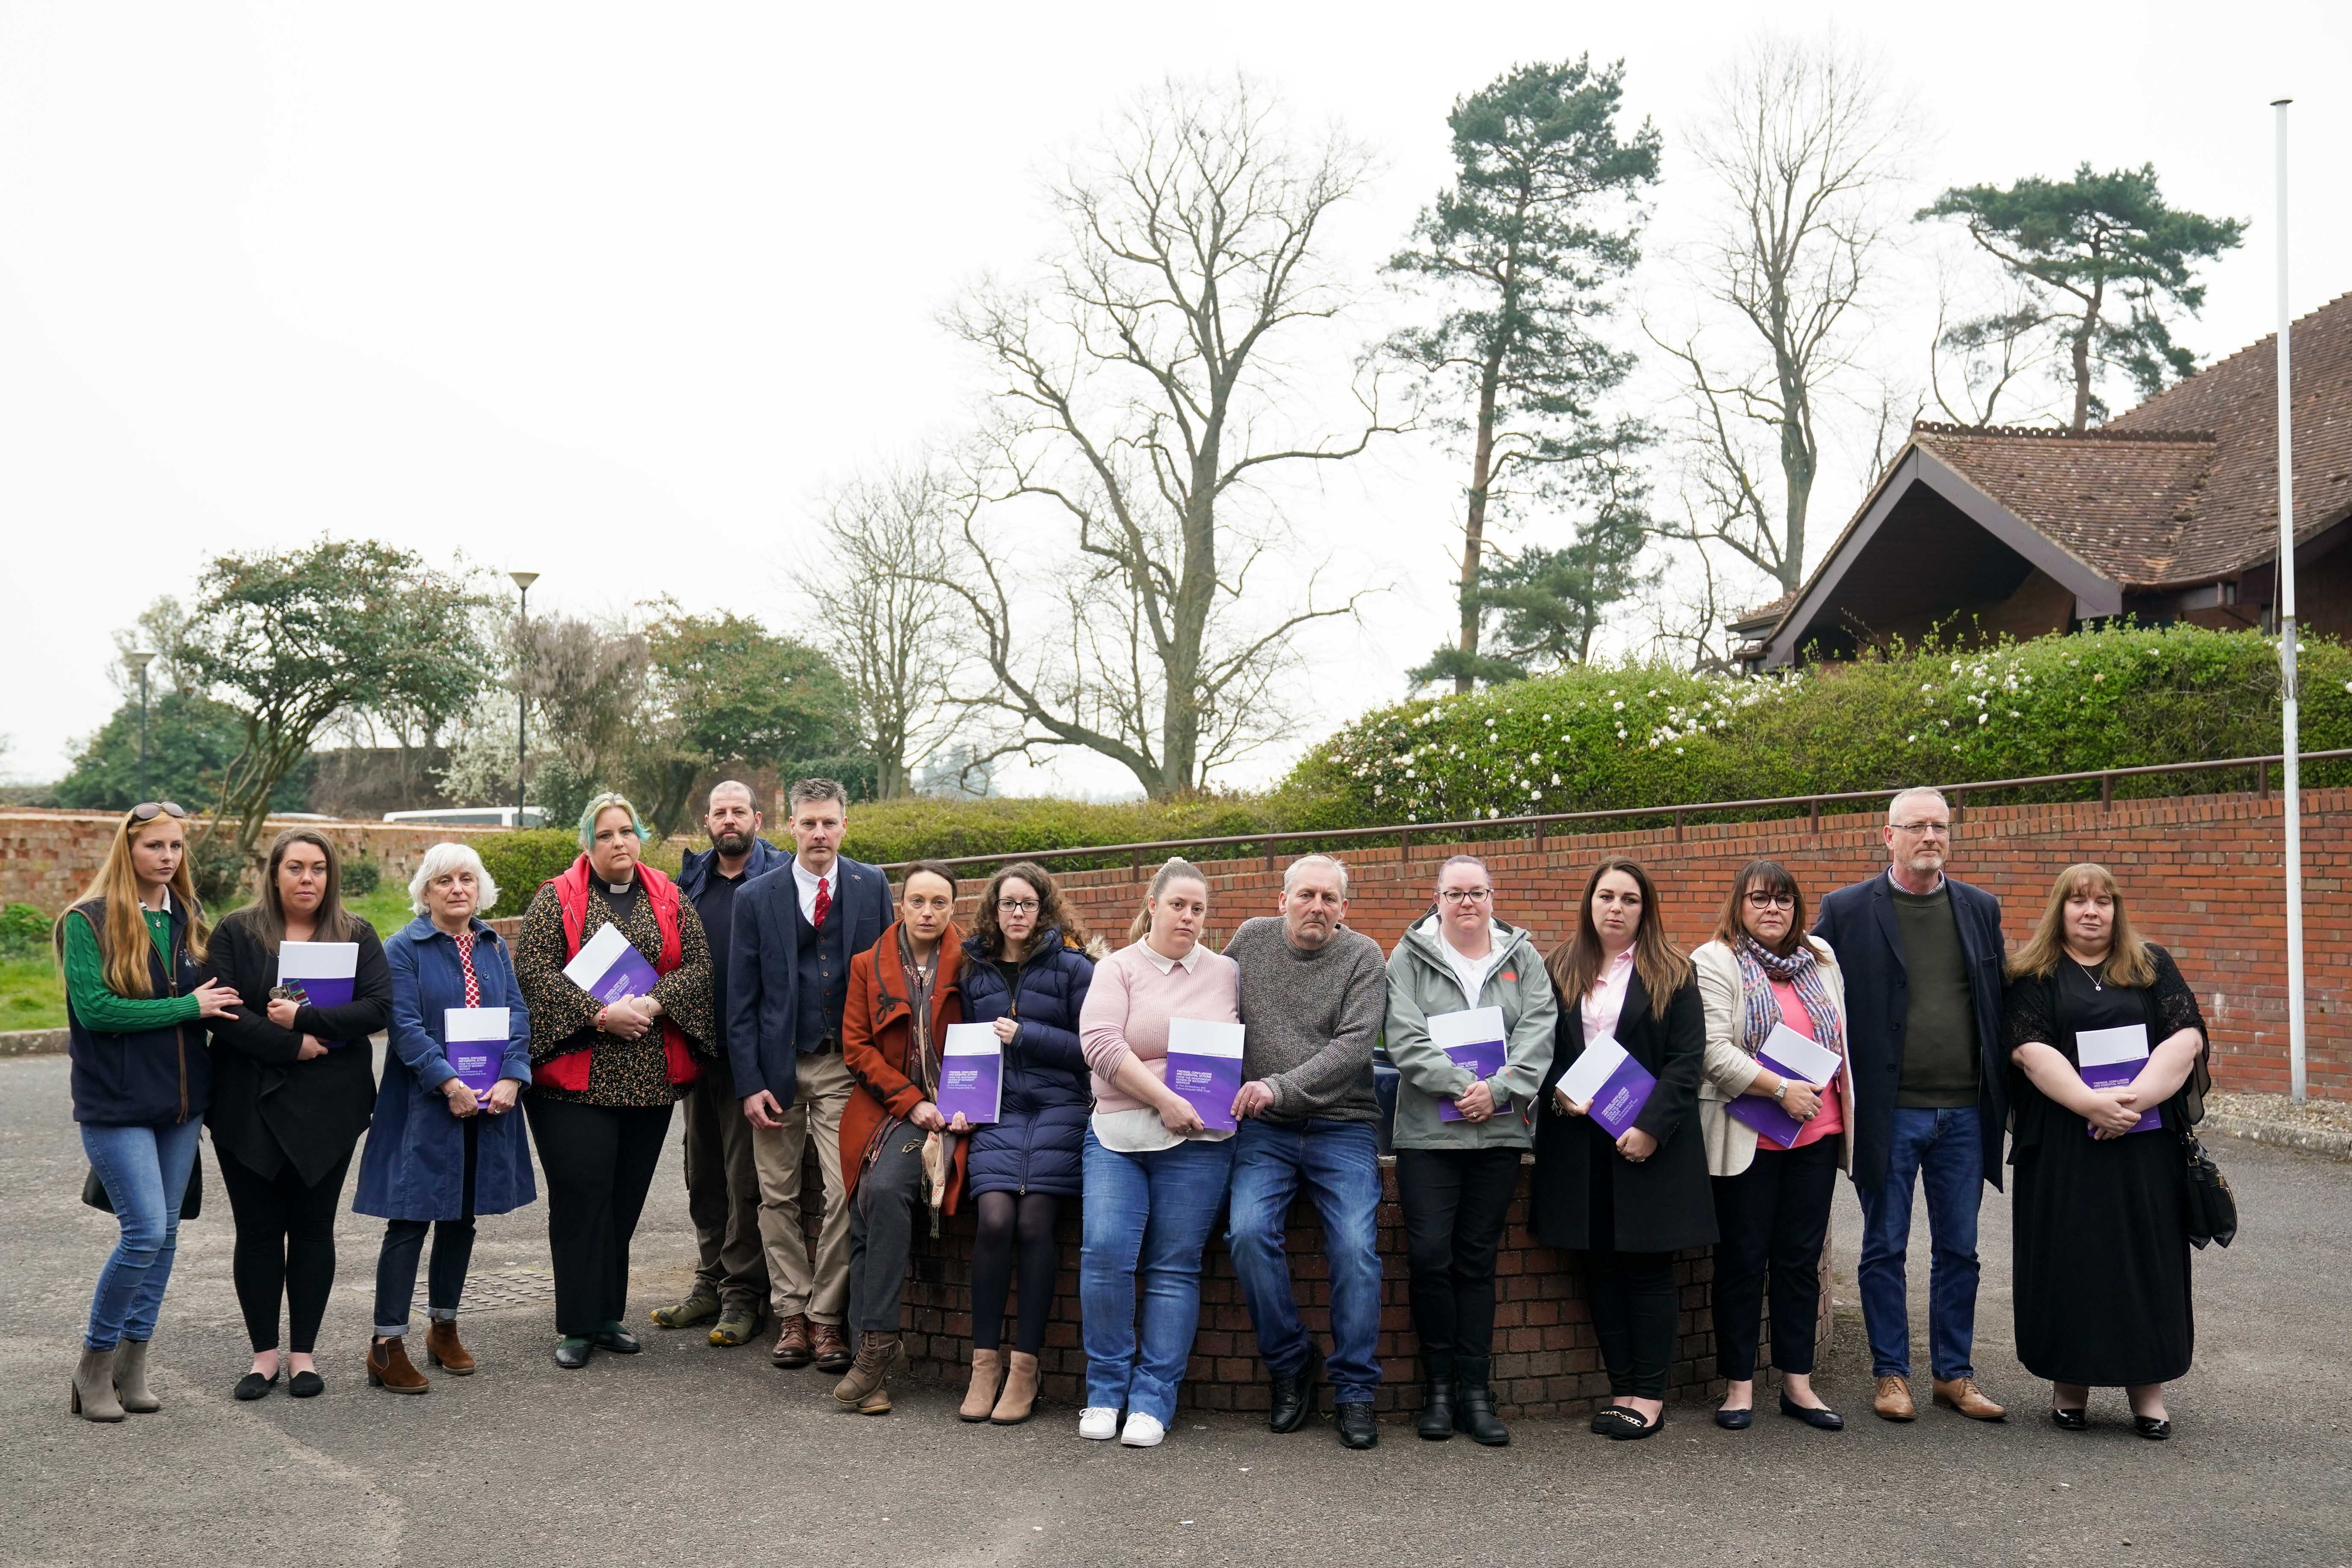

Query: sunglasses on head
[128,801,187,822]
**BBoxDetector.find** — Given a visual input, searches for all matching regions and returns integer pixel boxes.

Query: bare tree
[1925,264,2062,428]
[1649,32,1911,596]
[808,460,972,799]
[938,77,1398,799]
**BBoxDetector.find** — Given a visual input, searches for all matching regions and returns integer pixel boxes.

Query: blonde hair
[57,809,212,998]
[1128,857,1207,944]
[2009,862,2156,988]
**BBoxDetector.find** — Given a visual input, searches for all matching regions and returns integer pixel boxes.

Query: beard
[712,829,753,856]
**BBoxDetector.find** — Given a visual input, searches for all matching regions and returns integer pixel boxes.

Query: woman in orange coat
[831,859,967,1414]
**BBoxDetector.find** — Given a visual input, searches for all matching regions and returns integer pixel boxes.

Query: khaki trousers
[751,1048,854,1325]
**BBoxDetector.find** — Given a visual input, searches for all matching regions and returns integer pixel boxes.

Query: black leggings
[968,1191,1061,1355]
[1395,1146,1522,1369]
[1581,1135,1676,1399]
[524,1096,673,1336]
[215,1143,355,1355]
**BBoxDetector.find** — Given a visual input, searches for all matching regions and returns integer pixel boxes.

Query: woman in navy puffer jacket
[954,861,1097,1425]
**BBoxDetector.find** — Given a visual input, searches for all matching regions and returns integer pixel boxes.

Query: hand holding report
[1557,1036,1657,1140]
[2075,1023,2163,1136]
[444,1007,511,1097]
[1164,1019,1245,1134]
[1427,1006,1509,1122]
[1725,1024,1843,1147]
[562,923,660,1007]
[276,940,359,1019]
[937,1023,1003,1126]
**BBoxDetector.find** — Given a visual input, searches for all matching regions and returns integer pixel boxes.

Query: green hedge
[476,830,581,918]
[835,794,1333,871]
[1287,624,2352,829]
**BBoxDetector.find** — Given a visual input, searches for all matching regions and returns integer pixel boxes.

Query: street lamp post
[124,650,156,804]
[510,572,538,827]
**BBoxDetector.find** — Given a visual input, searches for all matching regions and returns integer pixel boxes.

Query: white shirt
[792,858,839,924]
[1134,938,1204,975]
[1440,921,1507,1008]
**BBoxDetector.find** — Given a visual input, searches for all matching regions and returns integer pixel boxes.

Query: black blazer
[201,910,389,1186]
[1812,872,2009,1193]
[1531,968,1717,1255]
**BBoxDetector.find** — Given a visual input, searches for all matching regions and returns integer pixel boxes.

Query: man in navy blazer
[1813,786,2009,1426]
[727,778,889,1375]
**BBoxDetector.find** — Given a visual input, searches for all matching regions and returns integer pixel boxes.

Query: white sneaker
[1078,1406,1120,1441]
[1118,1412,1166,1448]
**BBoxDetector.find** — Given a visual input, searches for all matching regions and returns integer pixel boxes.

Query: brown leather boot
[960,1347,1003,1422]
[991,1351,1041,1426]
[810,1320,853,1374]
[1933,1377,2007,1421]
[424,1320,475,1376]
[367,1336,429,1394]
[831,1333,901,1414]
[1873,1375,1916,1421]
[769,1314,812,1368]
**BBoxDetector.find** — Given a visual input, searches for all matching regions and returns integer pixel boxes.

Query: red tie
[454,930,482,1007]
[812,878,832,932]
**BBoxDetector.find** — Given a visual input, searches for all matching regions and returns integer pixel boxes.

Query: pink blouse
[1757,977,1845,1151]
[1581,946,1635,1044]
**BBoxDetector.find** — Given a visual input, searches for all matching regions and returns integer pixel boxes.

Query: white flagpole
[2271,98,2306,1106]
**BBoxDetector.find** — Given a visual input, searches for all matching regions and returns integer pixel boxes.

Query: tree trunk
[2069,278,2104,435]
[1456,348,1507,694]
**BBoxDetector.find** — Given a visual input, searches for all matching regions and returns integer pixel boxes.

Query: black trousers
[524,1097,674,1337]
[215,1142,355,1355]
[1395,1146,1522,1370]
[1711,1135,1839,1379]
[1582,1133,1676,1399]
[374,1116,480,1336]
[970,1191,1061,1355]
[846,1132,927,1335]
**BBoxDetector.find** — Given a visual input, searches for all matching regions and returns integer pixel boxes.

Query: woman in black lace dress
[2003,863,2209,1439]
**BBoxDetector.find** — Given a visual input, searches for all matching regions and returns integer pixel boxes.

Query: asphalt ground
[4,1048,2348,1568]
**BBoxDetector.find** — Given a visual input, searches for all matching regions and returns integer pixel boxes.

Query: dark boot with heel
[1454,1355,1510,1446]
[1416,1353,1456,1441]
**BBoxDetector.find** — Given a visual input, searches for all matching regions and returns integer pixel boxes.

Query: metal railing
[875,747,2352,877]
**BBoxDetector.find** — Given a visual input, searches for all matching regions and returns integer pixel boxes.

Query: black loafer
[233,1371,276,1401]
[288,1370,325,1399]
[1715,1405,1754,1429]
[1605,1407,1665,1441]
[1778,1393,1843,1430]
[593,1326,643,1355]
[1336,1403,1378,1450]
[1593,1406,1647,1436]
[2133,1414,2171,1441]
[554,1337,594,1370]
[2051,1406,2089,1431]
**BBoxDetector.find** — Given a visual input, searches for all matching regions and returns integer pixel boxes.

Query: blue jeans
[1080,1129,1235,1425]
[1854,1106,1983,1382]
[80,1119,204,1350]
[1224,1117,1383,1404]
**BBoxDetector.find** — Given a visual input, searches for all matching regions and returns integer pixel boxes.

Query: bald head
[704,780,762,861]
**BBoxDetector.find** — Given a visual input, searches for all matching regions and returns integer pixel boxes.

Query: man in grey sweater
[1223,854,1390,1450]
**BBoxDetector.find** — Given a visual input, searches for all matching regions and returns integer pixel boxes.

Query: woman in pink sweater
[1075,857,1240,1449]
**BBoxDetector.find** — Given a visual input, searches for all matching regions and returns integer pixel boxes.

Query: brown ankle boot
[960,1347,1004,1421]
[811,1320,853,1374]
[831,1333,900,1414]
[367,1337,429,1394]
[425,1320,475,1376]
[991,1351,1040,1425]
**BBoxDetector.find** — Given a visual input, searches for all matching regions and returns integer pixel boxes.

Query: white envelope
[2076,1023,2151,1068]
[445,1007,509,1042]
[1428,1006,1507,1051]
[1167,1019,1244,1058]
[1759,1022,1841,1088]
[1558,1035,1630,1104]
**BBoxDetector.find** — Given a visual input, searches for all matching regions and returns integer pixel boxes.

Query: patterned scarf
[1731,932,1846,1064]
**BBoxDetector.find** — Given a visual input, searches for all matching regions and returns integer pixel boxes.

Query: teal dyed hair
[577,791,649,850]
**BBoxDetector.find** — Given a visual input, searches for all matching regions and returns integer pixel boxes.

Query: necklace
[2069,955,2107,992]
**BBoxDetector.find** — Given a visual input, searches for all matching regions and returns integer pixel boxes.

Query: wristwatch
[1773,1081,1791,1103]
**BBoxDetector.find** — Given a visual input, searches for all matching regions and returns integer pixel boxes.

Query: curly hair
[970,860,1091,958]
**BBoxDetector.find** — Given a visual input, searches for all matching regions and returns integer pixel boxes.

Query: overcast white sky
[3,1,2346,794]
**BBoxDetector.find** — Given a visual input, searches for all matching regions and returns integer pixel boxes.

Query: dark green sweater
[1891,883,1979,1108]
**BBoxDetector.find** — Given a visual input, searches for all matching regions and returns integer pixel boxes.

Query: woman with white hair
[352,841,535,1392]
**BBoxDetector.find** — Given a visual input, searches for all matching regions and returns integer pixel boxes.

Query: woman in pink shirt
[1692,859,1855,1432]
[1074,857,1241,1450]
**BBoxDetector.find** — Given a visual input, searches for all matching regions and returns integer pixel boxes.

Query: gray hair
[1886,787,1950,825]
[1282,853,1350,899]
[408,842,499,917]
[1434,853,1489,889]
[577,791,648,850]
[786,777,849,814]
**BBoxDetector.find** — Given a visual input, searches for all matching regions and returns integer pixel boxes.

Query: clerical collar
[604,880,633,895]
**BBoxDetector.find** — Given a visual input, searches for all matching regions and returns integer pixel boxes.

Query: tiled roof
[1911,424,2217,585]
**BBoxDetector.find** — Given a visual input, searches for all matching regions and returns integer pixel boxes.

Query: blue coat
[959,928,1094,1199]
[353,915,537,1222]
[1813,871,2009,1194]
[725,854,889,1105]
[675,836,789,903]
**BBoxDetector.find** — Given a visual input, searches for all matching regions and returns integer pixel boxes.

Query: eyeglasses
[995,898,1040,915]
[129,801,187,822]
[1891,820,1953,838]
[1744,890,1796,909]
[1438,888,1493,905]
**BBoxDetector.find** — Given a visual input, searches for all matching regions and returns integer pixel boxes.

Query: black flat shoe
[554,1338,594,1370]
[1715,1405,1754,1429]
[1778,1393,1843,1430]
[593,1326,643,1355]
[2133,1414,2171,1441]
[2050,1406,2089,1431]
[1593,1406,1646,1436]
[288,1370,324,1398]
[1605,1407,1665,1441]
[233,1371,276,1401]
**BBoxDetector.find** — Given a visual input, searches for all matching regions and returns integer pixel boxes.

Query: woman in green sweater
[58,802,241,1421]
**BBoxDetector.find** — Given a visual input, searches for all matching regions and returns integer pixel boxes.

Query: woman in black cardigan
[1532,856,1715,1441]
[204,828,389,1399]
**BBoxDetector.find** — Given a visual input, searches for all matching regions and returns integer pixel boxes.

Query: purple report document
[276,941,359,1013]
[1557,1035,1656,1140]
[937,1023,1002,1125]
[1164,1019,1244,1134]
[561,922,660,1007]
[444,1007,509,1096]
[1427,1006,1509,1122]
[2076,1023,2163,1135]
[1724,1023,1844,1147]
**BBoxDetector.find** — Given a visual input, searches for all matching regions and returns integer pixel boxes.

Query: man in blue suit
[650,781,789,1349]
[1813,787,2010,1426]
[727,777,890,1376]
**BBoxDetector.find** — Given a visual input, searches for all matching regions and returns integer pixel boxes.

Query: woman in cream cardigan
[1693,859,1856,1432]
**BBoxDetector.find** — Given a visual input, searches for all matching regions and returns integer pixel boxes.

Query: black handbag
[80,1146,204,1222]
[2181,1127,2236,1249]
